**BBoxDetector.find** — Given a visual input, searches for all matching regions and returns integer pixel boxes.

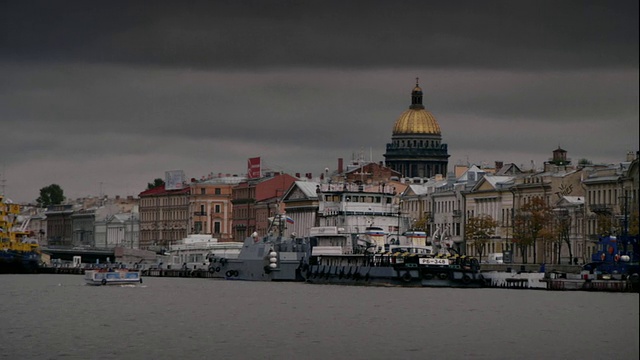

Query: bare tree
[553,209,573,265]
[513,211,530,263]
[464,214,498,263]
[513,197,553,264]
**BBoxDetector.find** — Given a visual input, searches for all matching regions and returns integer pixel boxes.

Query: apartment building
[138,185,190,251]
[231,173,298,240]
[189,175,243,242]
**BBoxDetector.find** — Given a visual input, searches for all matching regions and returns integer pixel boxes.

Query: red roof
[139,185,190,197]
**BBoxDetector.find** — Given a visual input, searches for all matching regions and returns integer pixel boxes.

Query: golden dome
[392,79,441,135]
[393,108,441,135]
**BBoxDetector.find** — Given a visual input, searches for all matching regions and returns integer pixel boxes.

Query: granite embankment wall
[480,263,582,274]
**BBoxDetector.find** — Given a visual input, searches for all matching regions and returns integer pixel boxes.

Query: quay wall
[480,263,582,274]
[38,263,583,277]
[37,266,220,279]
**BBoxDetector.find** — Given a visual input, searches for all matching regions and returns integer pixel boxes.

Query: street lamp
[397,200,403,237]
[619,190,630,238]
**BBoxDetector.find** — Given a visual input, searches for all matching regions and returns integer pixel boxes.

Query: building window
[215,188,221,195]
[214,222,221,234]
[215,204,221,213]
[194,221,202,234]
[201,188,206,195]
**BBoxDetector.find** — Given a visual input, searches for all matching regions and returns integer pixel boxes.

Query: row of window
[198,187,223,195]
[587,188,624,206]
[323,195,392,204]
[140,209,188,222]
[393,140,441,148]
[194,204,223,214]
[140,197,188,207]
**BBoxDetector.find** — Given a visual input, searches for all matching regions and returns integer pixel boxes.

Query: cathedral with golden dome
[383,79,450,178]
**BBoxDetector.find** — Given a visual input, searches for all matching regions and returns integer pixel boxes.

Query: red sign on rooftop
[248,157,261,179]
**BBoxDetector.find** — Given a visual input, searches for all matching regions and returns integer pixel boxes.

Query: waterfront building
[462,173,517,259]
[430,179,466,249]
[138,185,190,251]
[552,195,586,264]
[70,208,96,247]
[189,175,243,242]
[337,157,401,185]
[399,177,438,235]
[231,172,297,240]
[281,181,320,238]
[582,151,639,245]
[384,79,450,178]
[398,165,495,254]
[44,204,74,246]
[104,212,139,249]
[93,204,138,248]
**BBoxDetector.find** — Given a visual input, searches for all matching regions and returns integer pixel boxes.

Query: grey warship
[208,214,309,282]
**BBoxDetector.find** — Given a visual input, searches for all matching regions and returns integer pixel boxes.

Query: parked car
[485,252,504,264]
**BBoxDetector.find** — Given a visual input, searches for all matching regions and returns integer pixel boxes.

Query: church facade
[383,80,450,179]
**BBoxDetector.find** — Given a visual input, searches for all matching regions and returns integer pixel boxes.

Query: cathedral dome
[392,80,441,135]
[392,108,441,135]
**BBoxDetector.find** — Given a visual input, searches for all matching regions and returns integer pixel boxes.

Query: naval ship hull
[208,235,308,282]
[0,251,40,274]
[303,263,485,288]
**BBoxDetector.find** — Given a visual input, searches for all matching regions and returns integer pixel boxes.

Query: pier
[37,266,220,279]
[141,268,220,278]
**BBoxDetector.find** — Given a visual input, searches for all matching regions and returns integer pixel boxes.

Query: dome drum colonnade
[384,79,450,179]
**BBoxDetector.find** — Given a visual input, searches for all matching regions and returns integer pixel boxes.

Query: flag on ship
[268,215,294,225]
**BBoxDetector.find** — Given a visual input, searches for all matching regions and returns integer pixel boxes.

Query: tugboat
[0,195,41,274]
[302,226,484,287]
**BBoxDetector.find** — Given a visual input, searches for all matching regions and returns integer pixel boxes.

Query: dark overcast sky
[1,0,638,203]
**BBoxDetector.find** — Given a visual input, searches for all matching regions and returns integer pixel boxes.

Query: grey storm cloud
[0,1,637,203]
[2,1,637,69]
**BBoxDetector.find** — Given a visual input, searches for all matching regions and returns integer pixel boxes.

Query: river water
[1,274,638,360]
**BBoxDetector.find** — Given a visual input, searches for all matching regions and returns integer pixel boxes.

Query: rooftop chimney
[338,158,344,174]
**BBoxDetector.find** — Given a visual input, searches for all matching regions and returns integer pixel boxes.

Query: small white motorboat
[84,269,143,286]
